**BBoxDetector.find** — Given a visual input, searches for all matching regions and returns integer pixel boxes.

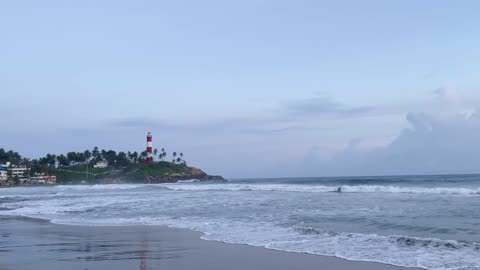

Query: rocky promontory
[71,162,224,185]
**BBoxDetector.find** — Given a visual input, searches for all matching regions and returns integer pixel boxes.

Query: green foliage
[103,150,117,165]
[1,146,192,184]
[57,154,70,166]
[123,161,191,182]
[51,161,191,184]
[0,148,22,164]
[116,152,129,166]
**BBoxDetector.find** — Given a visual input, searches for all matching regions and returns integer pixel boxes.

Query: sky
[1,0,480,178]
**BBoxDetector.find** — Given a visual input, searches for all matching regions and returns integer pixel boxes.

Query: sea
[1,175,480,270]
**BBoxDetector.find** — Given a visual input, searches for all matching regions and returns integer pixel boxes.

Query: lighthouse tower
[146,132,153,163]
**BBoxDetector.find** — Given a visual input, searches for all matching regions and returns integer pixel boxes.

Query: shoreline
[0,215,424,270]
[0,177,225,188]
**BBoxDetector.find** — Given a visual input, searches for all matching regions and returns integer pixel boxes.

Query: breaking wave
[161,183,480,195]
[6,213,477,270]
[3,175,480,270]
[54,184,145,190]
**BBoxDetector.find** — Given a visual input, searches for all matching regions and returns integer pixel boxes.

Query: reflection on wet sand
[1,216,418,270]
[0,217,190,269]
[45,235,185,263]
[140,240,148,270]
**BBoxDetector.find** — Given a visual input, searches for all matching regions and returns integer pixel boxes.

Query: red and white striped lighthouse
[146,132,153,163]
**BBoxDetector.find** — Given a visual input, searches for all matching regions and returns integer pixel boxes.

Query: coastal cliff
[143,167,224,183]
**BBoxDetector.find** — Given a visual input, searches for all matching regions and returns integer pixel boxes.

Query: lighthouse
[146,132,153,163]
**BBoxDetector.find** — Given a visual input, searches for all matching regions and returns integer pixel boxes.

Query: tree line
[0,147,187,172]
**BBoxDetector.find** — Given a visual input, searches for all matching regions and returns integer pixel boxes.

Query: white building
[94,161,108,168]
[8,164,29,179]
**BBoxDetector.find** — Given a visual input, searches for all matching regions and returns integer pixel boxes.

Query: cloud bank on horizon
[313,89,480,177]
[2,89,479,178]
[1,1,480,177]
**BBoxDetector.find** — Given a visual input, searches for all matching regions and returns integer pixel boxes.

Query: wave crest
[161,183,480,195]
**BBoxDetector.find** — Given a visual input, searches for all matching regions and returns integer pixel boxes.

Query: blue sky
[1,1,480,177]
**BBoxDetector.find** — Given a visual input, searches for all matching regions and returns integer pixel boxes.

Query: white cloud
[434,88,462,106]
[301,90,480,176]
[433,88,476,118]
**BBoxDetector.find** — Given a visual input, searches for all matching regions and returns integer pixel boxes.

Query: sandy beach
[0,215,422,270]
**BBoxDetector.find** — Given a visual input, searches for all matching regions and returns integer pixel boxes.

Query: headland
[0,143,224,186]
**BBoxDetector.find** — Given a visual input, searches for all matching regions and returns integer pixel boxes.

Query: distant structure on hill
[94,160,108,168]
[146,132,153,163]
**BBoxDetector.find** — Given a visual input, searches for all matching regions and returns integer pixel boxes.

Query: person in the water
[336,187,342,193]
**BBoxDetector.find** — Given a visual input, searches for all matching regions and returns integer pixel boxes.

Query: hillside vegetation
[51,162,222,184]
[0,147,223,185]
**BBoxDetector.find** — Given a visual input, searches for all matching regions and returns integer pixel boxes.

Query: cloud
[107,103,338,135]
[405,112,434,131]
[434,88,461,105]
[270,89,480,177]
[433,88,476,118]
[109,117,177,129]
[108,116,258,133]
[10,89,480,178]
[308,99,480,176]
[283,95,375,119]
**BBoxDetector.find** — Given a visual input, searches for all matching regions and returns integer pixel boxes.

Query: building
[29,173,56,185]
[9,165,29,179]
[0,162,29,182]
[0,164,7,181]
[45,175,57,185]
[94,161,108,168]
[146,132,153,163]
[0,163,56,185]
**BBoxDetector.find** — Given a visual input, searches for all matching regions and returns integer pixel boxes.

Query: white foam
[160,183,480,195]
[28,215,480,270]
[54,184,145,190]
[2,184,480,270]
[177,179,200,183]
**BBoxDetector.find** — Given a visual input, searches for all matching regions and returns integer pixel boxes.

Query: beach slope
[0,216,422,270]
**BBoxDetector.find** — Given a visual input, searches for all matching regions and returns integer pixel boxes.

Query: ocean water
[1,175,480,270]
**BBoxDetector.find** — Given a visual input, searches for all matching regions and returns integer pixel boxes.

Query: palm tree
[84,150,92,162]
[133,151,139,163]
[153,148,158,160]
[92,147,100,159]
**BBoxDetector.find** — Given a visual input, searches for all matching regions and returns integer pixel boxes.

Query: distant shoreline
[0,177,224,188]
[0,161,224,187]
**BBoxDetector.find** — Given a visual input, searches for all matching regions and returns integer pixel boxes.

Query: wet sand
[0,215,422,270]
